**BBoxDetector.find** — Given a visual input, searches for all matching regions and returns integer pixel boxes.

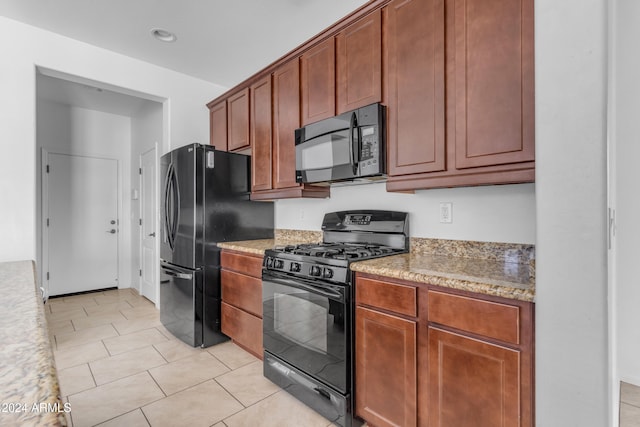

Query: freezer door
[159,260,201,347]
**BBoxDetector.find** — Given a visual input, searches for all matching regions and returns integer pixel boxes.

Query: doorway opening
[36,68,165,302]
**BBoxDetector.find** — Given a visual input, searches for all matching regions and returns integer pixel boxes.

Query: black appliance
[295,103,386,184]
[262,210,409,427]
[160,143,274,348]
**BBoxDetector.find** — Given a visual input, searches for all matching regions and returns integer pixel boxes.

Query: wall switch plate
[440,202,453,223]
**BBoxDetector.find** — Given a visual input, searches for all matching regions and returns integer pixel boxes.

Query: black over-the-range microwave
[295,103,386,184]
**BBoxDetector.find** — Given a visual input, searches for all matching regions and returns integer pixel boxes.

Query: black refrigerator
[160,143,274,348]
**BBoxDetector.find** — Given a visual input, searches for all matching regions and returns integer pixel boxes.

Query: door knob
[110,220,116,224]
[107,229,116,234]
[148,232,156,237]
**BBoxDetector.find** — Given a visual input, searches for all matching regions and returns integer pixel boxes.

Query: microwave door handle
[349,112,358,175]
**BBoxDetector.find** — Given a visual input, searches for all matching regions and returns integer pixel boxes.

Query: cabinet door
[385,0,445,176]
[273,59,301,189]
[250,77,273,191]
[209,100,228,151]
[452,0,534,169]
[301,37,335,125]
[428,327,521,427]
[221,302,262,358]
[336,9,382,114]
[355,306,417,427]
[228,88,250,152]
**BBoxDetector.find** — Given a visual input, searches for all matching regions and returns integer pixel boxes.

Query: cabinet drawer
[356,276,417,317]
[221,251,263,278]
[221,269,262,317]
[427,290,520,345]
[221,302,263,358]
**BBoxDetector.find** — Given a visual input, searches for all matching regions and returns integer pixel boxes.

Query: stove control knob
[323,268,333,279]
[265,257,274,268]
[310,265,322,276]
[290,262,301,272]
[274,259,284,269]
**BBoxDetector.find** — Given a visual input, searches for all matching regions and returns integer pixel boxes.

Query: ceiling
[0,0,370,88]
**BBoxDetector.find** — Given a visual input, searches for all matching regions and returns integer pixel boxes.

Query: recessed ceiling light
[151,28,177,43]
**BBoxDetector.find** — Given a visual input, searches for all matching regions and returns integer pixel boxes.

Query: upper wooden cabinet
[250,76,273,192]
[337,9,382,114]
[301,37,336,126]
[384,0,445,176]
[272,59,301,190]
[385,0,535,191]
[227,88,251,152]
[209,100,227,151]
[250,59,330,201]
[208,0,535,194]
[452,0,534,170]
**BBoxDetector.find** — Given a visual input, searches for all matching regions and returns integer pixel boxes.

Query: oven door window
[263,273,348,393]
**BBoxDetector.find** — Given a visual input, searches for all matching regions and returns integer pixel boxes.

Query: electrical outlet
[439,202,453,223]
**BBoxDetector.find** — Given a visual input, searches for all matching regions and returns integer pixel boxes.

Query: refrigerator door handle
[164,270,193,280]
[170,164,179,247]
[163,163,174,249]
[160,260,195,280]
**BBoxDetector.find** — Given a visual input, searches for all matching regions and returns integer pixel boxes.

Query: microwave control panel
[359,125,381,175]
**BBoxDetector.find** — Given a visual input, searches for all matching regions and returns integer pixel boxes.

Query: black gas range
[262,210,409,426]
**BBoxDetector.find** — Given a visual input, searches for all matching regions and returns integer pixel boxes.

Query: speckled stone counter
[351,238,535,302]
[217,229,322,255]
[217,233,535,302]
[0,261,66,426]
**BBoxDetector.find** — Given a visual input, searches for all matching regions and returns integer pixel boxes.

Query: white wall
[535,0,609,426]
[36,100,134,288]
[276,182,535,244]
[613,0,640,392]
[130,102,163,291]
[0,16,225,262]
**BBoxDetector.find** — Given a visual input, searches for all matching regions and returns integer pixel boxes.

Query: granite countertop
[350,253,534,302]
[0,261,67,426]
[218,232,535,303]
[217,229,322,256]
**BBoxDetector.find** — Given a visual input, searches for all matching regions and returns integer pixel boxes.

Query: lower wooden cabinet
[354,273,534,427]
[220,250,264,358]
[221,301,262,357]
[427,327,521,427]
[355,306,417,427]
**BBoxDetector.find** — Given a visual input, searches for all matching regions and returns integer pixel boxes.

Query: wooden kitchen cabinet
[384,0,446,176]
[250,76,273,192]
[209,100,227,151]
[301,37,336,125]
[355,276,417,427]
[227,88,251,152]
[423,288,534,427]
[385,0,535,191]
[427,327,521,427]
[220,250,264,358]
[336,9,382,114]
[250,60,330,201]
[354,273,534,427]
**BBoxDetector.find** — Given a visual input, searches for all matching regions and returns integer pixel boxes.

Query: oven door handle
[264,273,345,302]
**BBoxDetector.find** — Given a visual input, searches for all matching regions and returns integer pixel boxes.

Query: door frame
[41,148,121,296]
[138,143,160,307]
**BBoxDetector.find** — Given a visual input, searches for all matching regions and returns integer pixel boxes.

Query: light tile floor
[46,288,335,427]
[621,382,640,427]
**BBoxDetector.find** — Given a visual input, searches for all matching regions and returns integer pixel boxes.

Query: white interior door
[44,152,119,296]
[140,147,158,303]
